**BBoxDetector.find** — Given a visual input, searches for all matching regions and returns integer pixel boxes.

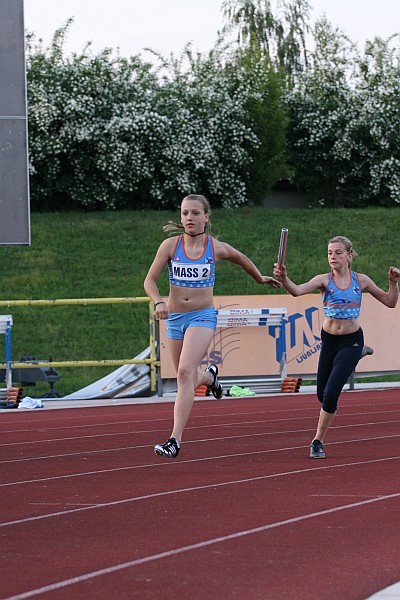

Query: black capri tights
[317,328,364,414]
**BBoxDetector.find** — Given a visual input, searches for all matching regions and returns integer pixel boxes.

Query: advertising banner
[159,294,400,379]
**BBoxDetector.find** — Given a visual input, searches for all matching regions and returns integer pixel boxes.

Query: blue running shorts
[166,307,217,340]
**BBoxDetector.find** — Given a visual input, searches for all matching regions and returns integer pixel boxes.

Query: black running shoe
[154,437,180,458]
[205,364,223,399]
[310,439,325,459]
[361,345,374,358]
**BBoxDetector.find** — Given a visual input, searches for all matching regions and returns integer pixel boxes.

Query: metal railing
[0,297,159,392]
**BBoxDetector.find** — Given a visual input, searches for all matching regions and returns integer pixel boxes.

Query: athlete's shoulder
[157,235,180,257]
[316,272,331,291]
[315,271,330,283]
[211,238,237,258]
[354,272,371,289]
[207,234,218,246]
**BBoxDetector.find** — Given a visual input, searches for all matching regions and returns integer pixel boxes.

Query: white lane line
[3,491,400,600]
[2,417,400,462]
[1,454,400,528]
[2,432,400,488]
[2,406,400,446]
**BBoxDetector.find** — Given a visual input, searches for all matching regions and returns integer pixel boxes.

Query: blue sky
[24,0,399,59]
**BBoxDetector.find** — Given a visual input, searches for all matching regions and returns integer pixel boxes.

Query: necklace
[184,229,206,237]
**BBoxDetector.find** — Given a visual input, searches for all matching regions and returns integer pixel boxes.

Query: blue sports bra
[168,235,216,288]
[322,271,362,319]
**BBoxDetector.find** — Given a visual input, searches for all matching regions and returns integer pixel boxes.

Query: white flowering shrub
[27,28,164,209]
[26,25,285,209]
[26,15,399,211]
[351,37,400,205]
[285,19,360,207]
[286,19,400,207]
[148,50,273,207]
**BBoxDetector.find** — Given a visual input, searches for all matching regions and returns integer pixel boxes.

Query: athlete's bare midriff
[167,285,214,313]
[322,316,360,335]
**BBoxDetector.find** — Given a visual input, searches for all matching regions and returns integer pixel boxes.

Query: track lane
[1,390,400,599]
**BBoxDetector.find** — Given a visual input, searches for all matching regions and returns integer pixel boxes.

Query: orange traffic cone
[195,385,209,397]
[281,377,302,393]
[6,387,20,408]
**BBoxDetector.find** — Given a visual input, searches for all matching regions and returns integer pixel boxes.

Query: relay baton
[277,228,288,269]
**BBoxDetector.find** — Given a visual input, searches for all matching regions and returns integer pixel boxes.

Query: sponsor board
[159,294,400,378]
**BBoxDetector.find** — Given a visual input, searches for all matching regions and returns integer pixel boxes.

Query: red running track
[1,389,400,599]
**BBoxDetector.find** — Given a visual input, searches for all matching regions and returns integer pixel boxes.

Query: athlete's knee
[176,364,196,385]
[322,391,338,413]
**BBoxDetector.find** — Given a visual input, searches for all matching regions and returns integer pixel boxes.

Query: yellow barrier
[0,297,159,392]
[0,297,150,306]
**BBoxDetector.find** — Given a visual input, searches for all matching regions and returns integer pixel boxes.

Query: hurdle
[216,307,286,328]
[215,307,287,394]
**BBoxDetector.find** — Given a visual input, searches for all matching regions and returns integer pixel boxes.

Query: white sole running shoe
[205,364,223,399]
[310,439,325,458]
[154,437,180,458]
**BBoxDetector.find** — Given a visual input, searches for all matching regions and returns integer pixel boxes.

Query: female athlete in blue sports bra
[144,194,281,458]
[274,236,400,459]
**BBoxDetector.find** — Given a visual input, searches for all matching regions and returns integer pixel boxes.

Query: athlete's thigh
[179,326,215,370]
[328,346,361,393]
[167,338,184,373]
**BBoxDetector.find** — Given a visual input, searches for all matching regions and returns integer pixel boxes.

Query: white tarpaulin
[62,347,151,400]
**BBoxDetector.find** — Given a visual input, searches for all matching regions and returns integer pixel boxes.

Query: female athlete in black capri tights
[274,236,399,459]
[317,328,363,414]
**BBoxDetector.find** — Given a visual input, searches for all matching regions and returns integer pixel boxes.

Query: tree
[221,0,311,88]
[236,51,287,203]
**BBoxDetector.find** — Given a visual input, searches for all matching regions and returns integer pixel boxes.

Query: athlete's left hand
[389,266,400,282]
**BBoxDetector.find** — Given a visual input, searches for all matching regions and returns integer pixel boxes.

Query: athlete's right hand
[155,302,169,320]
[273,262,287,280]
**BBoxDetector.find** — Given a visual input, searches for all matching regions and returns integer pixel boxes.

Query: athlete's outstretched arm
[358,267,399,308]
[215,241,281,288]
[273,263,328,296]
